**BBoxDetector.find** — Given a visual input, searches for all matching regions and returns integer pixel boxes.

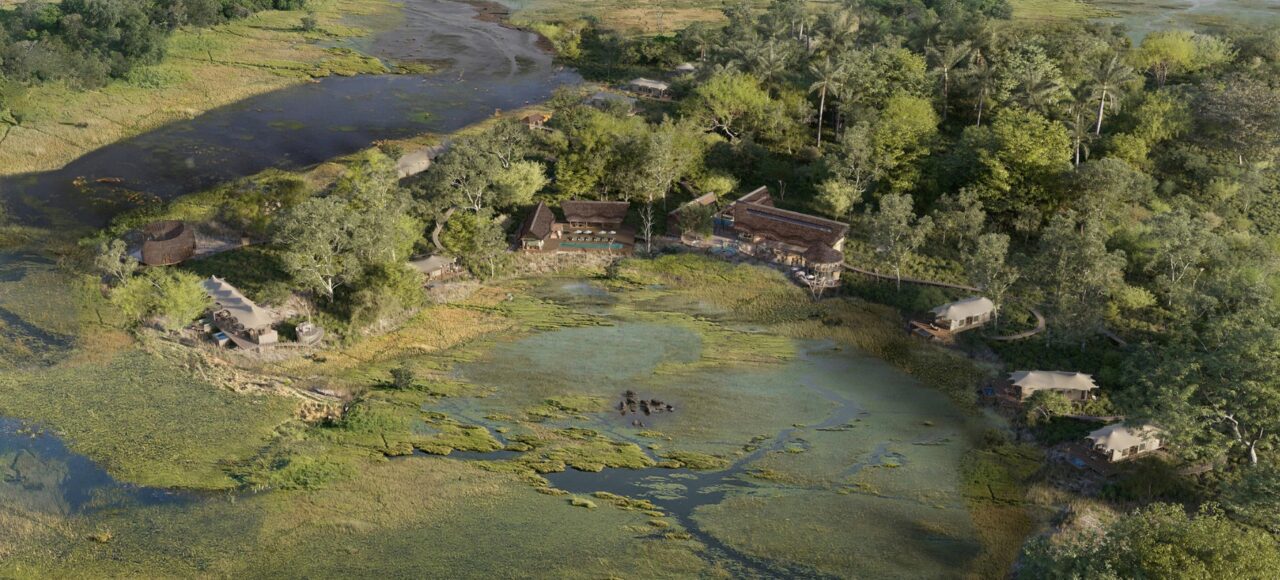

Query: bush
[111,268,211,330]
[389,364,415,389]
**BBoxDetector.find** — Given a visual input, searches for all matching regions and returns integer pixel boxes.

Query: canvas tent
[930,296,996,331]
[1008,371,1098,401]
[1086,423,1164,462]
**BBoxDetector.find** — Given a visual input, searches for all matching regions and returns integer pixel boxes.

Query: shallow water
[1095,0,1280,41]
[440,298,993,578]
[0,0,578,227]
[0,418,187,515]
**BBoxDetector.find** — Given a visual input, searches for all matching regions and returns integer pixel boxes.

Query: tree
[814,178,860,222]
[1025,390,1073,426]
[925,41,971,121]
[1221,463,1280,533]
[1021,504,1280,579]
[965,51,997,127]
[826,121,882,207]
[675,202,715,240]
[110,268,210,330]
[1126,314,1280,468]
[683,70,775,142]
[1089,54,1136,135]
[871,93,940,193]
[389,364,416,389]
[612,121,701,253]
[808,56,844,148]
[1134,30,1235,87]
[931,188,985,253]
[440,210,509,279]
[94,238,138,285]
[274,196,362,301]
[866,194,933,290]
[1146,208,1214,310]
[957,109,1072,214]
[1034,211,1125,347]
[1196,74,1280,165]
[966,233,1019,330]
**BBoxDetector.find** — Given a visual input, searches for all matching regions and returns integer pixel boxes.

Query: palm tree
[809,57,845,148]
[966,51,997,127]
[1064,85,1096,167]
[1016,68,1064,115]
[926,40,972,121]
[1089,55,1136,135]
[823,8,860,52]
[748,40,791,86]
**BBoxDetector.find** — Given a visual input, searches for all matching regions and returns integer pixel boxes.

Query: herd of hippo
[618,390,675,428]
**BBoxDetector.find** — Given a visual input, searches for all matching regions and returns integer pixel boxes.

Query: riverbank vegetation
[0,0,403,175]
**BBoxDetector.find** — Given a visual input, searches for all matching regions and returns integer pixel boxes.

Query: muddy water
[0,0,578,227]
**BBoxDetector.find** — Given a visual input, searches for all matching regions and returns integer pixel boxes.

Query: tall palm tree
[926,40,972,121]
[1016,68,1064,115]
[809,57,846,148]
[823,8,860,52]
[966,51,997,127]
[749,40,792,86]
[1064,85,1096,167]
[1090,55,1136,135]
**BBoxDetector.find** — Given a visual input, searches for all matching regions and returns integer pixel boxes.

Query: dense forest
[0,0,306,114]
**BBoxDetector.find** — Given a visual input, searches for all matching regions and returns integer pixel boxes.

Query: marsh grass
[0,0,408,176]
[0,347,297,489]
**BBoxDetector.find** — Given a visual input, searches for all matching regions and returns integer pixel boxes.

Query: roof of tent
[931,296,995,320]
[1086,423,1164,452]
[1009,371,1098,392]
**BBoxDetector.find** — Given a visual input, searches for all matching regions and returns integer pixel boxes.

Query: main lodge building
[714,187,848,288]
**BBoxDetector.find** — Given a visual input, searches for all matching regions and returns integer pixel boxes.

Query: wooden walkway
[989,308,1046,341]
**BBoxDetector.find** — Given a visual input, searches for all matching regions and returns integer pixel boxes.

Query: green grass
[0,347,297,489]
[0,0,407,176]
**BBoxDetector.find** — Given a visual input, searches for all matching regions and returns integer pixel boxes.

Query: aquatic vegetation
[661,450,730,471]
[569,497,597,508]
[0,347,296,489]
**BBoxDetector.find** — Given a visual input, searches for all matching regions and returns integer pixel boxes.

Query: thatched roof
[562,200,629,225]
[518,202,555,241]
[730,202,848,249]
[931,296,995,321]
[1009,371,1098,393]
[140,220,196,266]
[668,193,718,218]
[1087,423,1164,453]
[734,186,774,206]
[803,244,844,265]
[202,276,274,331]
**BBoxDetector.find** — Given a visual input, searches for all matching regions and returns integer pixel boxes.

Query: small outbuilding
[673,62,697,75]
[140,220,196,266]
[1086,423,1165,463]
[410,255,463,282]
[585,91,637,112]
[624,78,671,99]
[522,112,551,130]
[930,296,996,333]
[1009,371,1098,402]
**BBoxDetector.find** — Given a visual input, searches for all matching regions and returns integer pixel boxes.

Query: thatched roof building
[141,220,196,266]
[561,200,630,227]
[517,202,556,250]
[727,197,848,250]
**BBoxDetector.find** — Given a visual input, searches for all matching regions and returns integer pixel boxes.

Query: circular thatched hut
[141,220,196,266]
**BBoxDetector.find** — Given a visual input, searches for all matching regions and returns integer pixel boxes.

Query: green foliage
[1021,504,1280,579]
[1023,390,1073,426]
[93,239,138,285]
[440,210,509,280]
[110,268,211,330]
